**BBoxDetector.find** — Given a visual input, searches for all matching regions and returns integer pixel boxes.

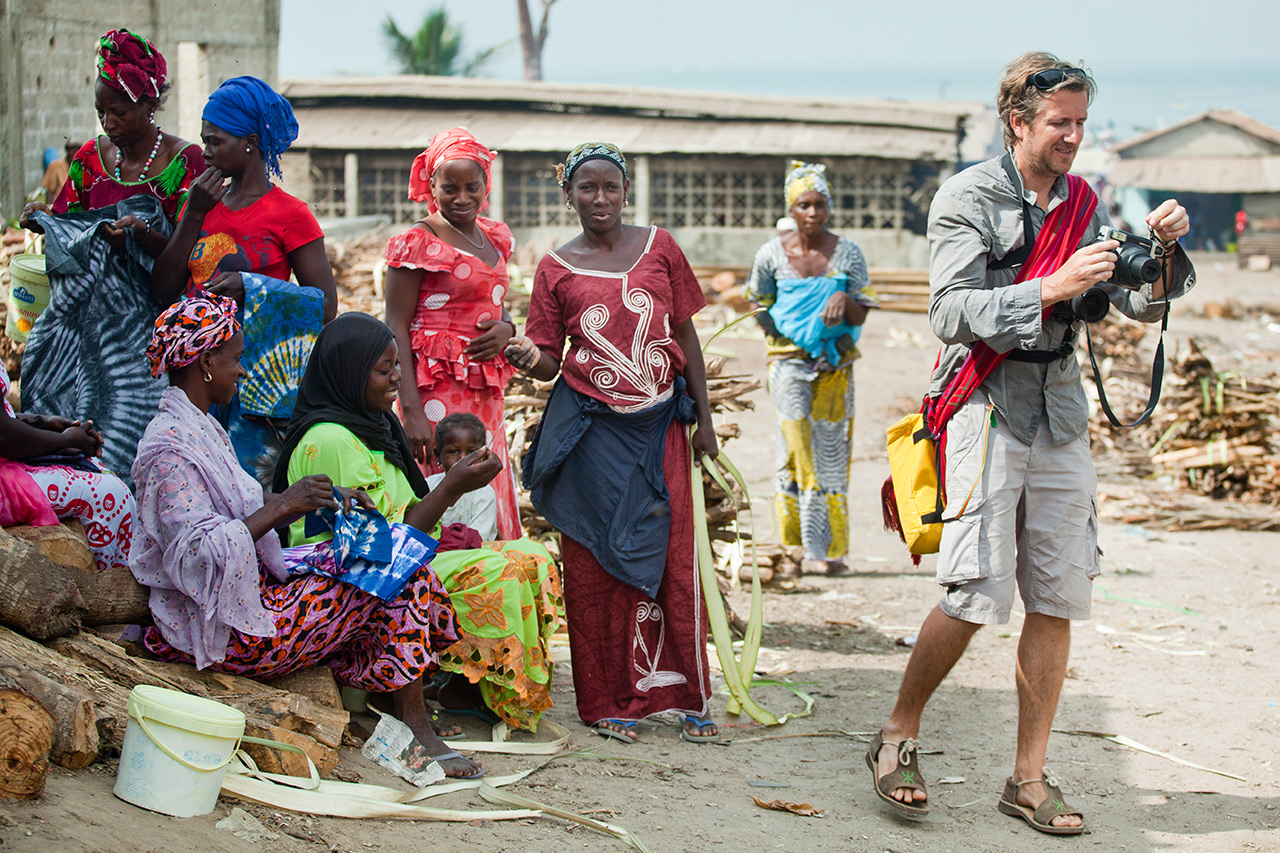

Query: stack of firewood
[0,523,348,799]
[1084,315,1280,525]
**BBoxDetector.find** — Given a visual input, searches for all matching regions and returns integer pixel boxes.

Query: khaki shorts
[935,395,1100,625]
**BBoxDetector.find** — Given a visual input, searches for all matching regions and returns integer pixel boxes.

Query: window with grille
[650,159,781,229]
[357,154,421,224]
[309,154,345,218]
[649,156,912,230]
[503,154,572,227]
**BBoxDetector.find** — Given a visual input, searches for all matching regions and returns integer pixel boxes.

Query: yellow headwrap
[784,161,832,210]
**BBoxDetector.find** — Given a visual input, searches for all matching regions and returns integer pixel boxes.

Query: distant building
[280,77,990,268]
[0,0,280,218]
[1108,109,1280,256]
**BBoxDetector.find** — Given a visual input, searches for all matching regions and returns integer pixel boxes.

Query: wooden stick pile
[1085,315,1280,527]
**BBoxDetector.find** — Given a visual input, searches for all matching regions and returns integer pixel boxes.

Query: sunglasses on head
[1027,67,1087,91]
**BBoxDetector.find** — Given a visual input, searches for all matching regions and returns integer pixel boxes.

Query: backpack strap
[989,152,1036,272]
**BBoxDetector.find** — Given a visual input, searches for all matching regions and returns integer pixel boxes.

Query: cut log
[244,723,339,778]
[0,528,85,639]
[266,666,343,711]
[0,676,55,799]
[0,626,127,768]
[7,521,93,572]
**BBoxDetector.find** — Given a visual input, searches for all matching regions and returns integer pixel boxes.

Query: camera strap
[1082,284,1169,428]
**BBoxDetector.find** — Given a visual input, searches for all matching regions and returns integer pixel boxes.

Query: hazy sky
[280,0,1280,138]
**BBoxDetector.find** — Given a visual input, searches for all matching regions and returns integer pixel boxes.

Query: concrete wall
[1,0,280,218]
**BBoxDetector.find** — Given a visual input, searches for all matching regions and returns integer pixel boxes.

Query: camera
[1065,226,1167,323]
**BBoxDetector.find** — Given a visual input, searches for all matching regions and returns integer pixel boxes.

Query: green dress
[287,423,562,731]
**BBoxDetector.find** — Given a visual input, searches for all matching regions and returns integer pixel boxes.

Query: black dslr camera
[1066,226,1167,323]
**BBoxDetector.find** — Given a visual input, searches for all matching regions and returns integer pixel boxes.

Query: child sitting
[426,413,499,541]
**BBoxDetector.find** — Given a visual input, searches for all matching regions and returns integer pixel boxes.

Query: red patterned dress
[384,218,520,539]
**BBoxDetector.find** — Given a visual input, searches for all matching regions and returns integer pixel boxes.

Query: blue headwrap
[202,76,299,179]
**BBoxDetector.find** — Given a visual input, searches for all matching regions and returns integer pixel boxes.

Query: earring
[149,115,155,124]
[565,201,573,210]
[623,198,629,207]
[203,370,213,382]
[245,146,251,153]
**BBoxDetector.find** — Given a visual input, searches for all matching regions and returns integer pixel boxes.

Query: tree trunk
[516,0,553,81]
[8,523,150,625]
[0,528,85,640]
[0,676,55,799]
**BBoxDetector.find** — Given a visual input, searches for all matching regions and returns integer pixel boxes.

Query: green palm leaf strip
[692,443,778,725]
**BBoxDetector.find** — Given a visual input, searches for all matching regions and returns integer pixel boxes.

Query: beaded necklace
[114,127,163,182]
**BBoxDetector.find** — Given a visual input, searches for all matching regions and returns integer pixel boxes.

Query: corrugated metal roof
[279,76,970,133]
[1107,156,1280,193]
[1113,109,1280,154]
[290,105,958,160]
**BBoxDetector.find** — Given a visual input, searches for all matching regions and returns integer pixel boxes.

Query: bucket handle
[135,712,242,773]
[135,715,320,788]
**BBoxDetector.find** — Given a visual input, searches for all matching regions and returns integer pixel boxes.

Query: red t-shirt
[186,186,323,288]
[526,227,706,411]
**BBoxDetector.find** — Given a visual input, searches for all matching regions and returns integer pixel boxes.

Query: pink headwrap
[408,127,495,214]
[146,295,241,377]
[96,28,167,104]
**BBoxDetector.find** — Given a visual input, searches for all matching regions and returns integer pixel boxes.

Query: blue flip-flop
[430,749,485,780]
[680,715,719,743]
[591,718,639,744]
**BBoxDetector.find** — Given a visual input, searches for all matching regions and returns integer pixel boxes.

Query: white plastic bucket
[6,253,49,343]
[113,685,246,817]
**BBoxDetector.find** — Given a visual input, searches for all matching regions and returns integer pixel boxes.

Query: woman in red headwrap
[20,28,205,247]
[384,128,522,540]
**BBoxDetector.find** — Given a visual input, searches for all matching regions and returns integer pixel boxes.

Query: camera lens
[1069,286,1110,323]
[1115,244,1161,286]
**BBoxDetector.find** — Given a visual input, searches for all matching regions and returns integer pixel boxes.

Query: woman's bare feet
[387,681,482,779]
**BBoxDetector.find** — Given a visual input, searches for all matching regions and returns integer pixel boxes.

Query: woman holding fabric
[151,76,337,482]
[504,142,719,745]
[278,313,562,734]
[18,28,206,481]
[383,128,522,539]
[745,162,877,575]
[131,296,486,780]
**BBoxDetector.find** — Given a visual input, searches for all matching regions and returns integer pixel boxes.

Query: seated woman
[426,413,498,541]
[0,370,134,573]
[276,313,562,733]
[130,295,485,779]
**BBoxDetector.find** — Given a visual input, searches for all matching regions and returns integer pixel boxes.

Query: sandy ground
[3,252,1280,853]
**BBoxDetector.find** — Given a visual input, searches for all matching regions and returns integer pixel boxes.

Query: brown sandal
[864,730,929,816]
[997,770,1084,835]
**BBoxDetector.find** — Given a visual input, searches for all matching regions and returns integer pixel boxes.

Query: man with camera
[866,52,1195,834]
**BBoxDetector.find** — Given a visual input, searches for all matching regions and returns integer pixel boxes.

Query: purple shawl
[129,387,286,668]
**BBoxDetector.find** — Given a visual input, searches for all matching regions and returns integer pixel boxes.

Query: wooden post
[344,152,360,218]
[633,154,651,226]
[489,152,504,222]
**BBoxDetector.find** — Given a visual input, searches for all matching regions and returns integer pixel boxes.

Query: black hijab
[272,312,430,497]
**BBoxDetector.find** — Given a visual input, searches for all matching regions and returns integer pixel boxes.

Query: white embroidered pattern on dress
[632,601,687,691]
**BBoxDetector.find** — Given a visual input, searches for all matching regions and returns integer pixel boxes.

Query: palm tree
[383,8,506,77]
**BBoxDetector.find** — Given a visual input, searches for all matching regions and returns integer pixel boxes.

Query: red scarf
[882,172,1098,559]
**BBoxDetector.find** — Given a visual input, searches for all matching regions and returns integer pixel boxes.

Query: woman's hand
[691,422,719,462]
[822,291,850,327]
[273,474,340,523]
[465,318,514,361]
[61,425,102,457]
[401,408,435,467]
[504,334,540,370]
[186,168,227,217]
[100,215,151,248]
[440,448,501,497]
[19,202,50,233]
[206,271,245,305]
[335,486,375,514]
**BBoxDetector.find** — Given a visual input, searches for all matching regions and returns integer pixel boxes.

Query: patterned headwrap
[408,127,496,214]
[96,28,167,104]
[202,76,299,179]
[557,142,627,187]
[784,161,832,210]
[147,295,241,377]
